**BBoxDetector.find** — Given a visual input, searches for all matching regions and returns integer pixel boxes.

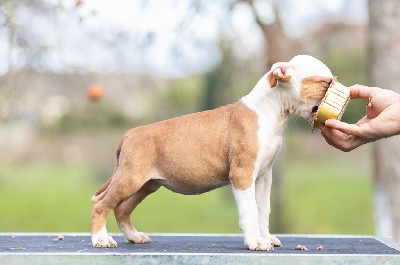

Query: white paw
[245,237,273,251]
[92,235,117,248]
[126,232,151,244]
[263,233,282,247]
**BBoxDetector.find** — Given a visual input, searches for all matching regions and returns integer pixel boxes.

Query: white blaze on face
[289,55,333,79]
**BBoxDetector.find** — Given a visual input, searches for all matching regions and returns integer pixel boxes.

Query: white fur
[289,55,333,80]
[237,73,286,250]
[91,225,117,247]
[119,223,151,243]
[232,182,273,251]
[256,170,272,236]
[236,55,333,250]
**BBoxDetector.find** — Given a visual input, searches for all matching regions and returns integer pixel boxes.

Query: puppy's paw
[245,237,273,251]
[92,235,117,248]
[263,233,282,247]
[126,232,151,244]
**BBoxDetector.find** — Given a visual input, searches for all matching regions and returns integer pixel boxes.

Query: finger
[321,130,338,147]
[324,119,365,137]
[321,127,358,152]
[349,85,375,100]
[321,125,349,142]
[321,129,350,151]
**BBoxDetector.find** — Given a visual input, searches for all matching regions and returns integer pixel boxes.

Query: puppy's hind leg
[91,193,118,248]
[114,180,160,244]
[91,169,148,248]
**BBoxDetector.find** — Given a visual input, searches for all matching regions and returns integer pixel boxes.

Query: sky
[0,0,367,77]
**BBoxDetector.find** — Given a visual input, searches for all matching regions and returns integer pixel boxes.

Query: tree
[0,0,65,120]
[240,0,292,68]
[369,0,400,241]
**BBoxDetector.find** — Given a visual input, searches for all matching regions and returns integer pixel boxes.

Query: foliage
[202,41,265,111]
[43,103,135,134]
[145,75,205,122]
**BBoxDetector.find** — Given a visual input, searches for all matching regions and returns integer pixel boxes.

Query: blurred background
[0,0,399,240]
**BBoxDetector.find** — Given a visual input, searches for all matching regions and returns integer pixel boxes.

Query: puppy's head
[267,55,334,124]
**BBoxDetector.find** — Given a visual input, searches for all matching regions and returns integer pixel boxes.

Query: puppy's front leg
[232,182,273,251]
[255,169,281,247]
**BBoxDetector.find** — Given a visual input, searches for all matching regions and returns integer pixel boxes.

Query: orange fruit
[87,84,103,102]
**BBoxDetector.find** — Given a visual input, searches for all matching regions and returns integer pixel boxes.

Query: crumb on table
[294,245,308,251]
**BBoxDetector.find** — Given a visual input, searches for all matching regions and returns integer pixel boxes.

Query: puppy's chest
[255,118,283,173]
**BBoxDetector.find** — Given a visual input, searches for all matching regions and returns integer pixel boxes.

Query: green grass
[0,163,95,232]
[132,187,238,233]
[282,158,373,234]
[0,162,238,233]
[0,141,374,235]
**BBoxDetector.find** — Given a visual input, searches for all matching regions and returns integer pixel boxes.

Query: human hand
[321,85,400,151]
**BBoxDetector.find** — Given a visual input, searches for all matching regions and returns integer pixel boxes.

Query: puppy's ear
[267,65,292,87]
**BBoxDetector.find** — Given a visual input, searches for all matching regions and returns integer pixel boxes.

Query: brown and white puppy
[91,55,333,251]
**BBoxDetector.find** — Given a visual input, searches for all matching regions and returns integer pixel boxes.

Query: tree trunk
[369,0,400,241]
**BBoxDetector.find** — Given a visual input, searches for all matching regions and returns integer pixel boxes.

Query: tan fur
[91,102,259,235]
[94,139,124,197]
[113,180,160,240]
[94,178,111,198]
[267,71,277,87]
[228,103,259,190]
[300,76,332,102]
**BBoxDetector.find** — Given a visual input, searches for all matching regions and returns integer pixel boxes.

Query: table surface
[1,234,399,255]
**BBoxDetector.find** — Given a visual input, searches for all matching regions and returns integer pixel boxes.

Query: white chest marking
[241,75,286,179]
[254,112,283,177]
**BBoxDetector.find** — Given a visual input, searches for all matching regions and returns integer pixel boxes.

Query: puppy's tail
[92,177,112,200]
[91,141,123,203]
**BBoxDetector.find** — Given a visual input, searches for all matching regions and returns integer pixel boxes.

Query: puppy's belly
[156,178,229,195]
[155,152,230,195]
